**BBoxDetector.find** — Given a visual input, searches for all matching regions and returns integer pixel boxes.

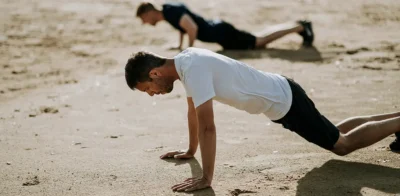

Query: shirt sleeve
[184,65,215,108]
[183,84,192,97]
[162,4,186,33]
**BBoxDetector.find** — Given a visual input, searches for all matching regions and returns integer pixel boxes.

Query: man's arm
[196,99,216,184]
[169,32,184,51]
[178,31,184,50]
[159,97,198,159]
[179,14,198,47]
[171,99,215,192]
[187,97,199,155]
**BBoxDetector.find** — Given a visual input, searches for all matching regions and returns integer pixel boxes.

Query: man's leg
[336,111,400,134]
[254,21,312,48]
[332,116,400,156]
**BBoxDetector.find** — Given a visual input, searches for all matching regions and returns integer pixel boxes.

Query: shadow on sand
[218,46,325,62]
[296,159,400,196]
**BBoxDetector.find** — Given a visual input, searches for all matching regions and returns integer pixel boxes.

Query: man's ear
[149,68,162,79]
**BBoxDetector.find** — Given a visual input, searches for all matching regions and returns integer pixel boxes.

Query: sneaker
[389,136,400,152]
[297,20,314,47]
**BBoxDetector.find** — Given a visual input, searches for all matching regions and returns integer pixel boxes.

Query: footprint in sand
[346,47,370,55]
[58,79,78,85]
[365,57,394,64]
[328,42,345,48]
[39,106,59,114]
[11,68,27,75]
[361,65,382,70]
[29,106,59,117]
[22,176,40,186]
[229,189,257,196]
[358,65,399,71]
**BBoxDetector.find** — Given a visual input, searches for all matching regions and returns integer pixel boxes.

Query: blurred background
[1,0,399,101]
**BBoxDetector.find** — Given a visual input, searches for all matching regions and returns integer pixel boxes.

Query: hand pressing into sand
[167,46,182,51]
[171,177,211,192]
[160,150,194,159]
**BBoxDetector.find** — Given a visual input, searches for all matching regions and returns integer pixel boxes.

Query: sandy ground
[1,0,400,195]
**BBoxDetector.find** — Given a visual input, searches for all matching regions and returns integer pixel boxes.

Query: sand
[1,0,399,195]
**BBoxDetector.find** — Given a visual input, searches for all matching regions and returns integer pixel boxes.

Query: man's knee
[332,147,350,156]
[332,145,351,156]
[331,135,353,156]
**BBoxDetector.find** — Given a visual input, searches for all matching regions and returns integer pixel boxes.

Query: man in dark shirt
[136,2,314,50]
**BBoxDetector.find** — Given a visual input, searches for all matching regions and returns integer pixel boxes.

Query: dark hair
[125,51,166,90]
[136,2,156,17]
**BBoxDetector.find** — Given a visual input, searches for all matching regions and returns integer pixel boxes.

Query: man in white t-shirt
[124,47,400,192]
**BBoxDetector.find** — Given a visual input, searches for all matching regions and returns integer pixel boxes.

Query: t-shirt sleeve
[183,84,192,97]
[175,50,193,97]
[162,4,187,33]
[184,66,215,108]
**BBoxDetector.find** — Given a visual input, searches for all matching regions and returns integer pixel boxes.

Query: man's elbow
[193,26,198,33]
[189,27,198,37]
[201,124,216,136]
[188,109,196,119]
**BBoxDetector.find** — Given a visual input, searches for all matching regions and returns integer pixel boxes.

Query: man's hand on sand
[160,150,194,159]
[164,43,182,51]
[167,46,182,51]
[172,177,211,192]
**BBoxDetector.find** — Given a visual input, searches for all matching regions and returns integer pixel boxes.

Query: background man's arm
[179,14,198,47]
[178,31,184,50]
[169,32,184,51]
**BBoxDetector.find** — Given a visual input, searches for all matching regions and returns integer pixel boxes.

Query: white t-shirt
[174,48,292,120]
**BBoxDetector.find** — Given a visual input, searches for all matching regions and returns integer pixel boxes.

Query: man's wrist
[187,148,196,155]
[202,174,213,184]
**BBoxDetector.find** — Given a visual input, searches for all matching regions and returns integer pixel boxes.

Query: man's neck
[155,10,164,22]
[164,59,180,81]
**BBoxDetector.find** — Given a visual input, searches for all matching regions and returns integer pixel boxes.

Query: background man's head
[136,2,160,26]
[125,51,174,96]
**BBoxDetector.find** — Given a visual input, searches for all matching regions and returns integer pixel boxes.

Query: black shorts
[272,77,340,150]
[214,21,256,50]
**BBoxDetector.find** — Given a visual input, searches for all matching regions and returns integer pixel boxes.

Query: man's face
[139,11,158,26]
[135,77,174,96]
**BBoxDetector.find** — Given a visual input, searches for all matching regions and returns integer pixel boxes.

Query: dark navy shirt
[162,3,220,42]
